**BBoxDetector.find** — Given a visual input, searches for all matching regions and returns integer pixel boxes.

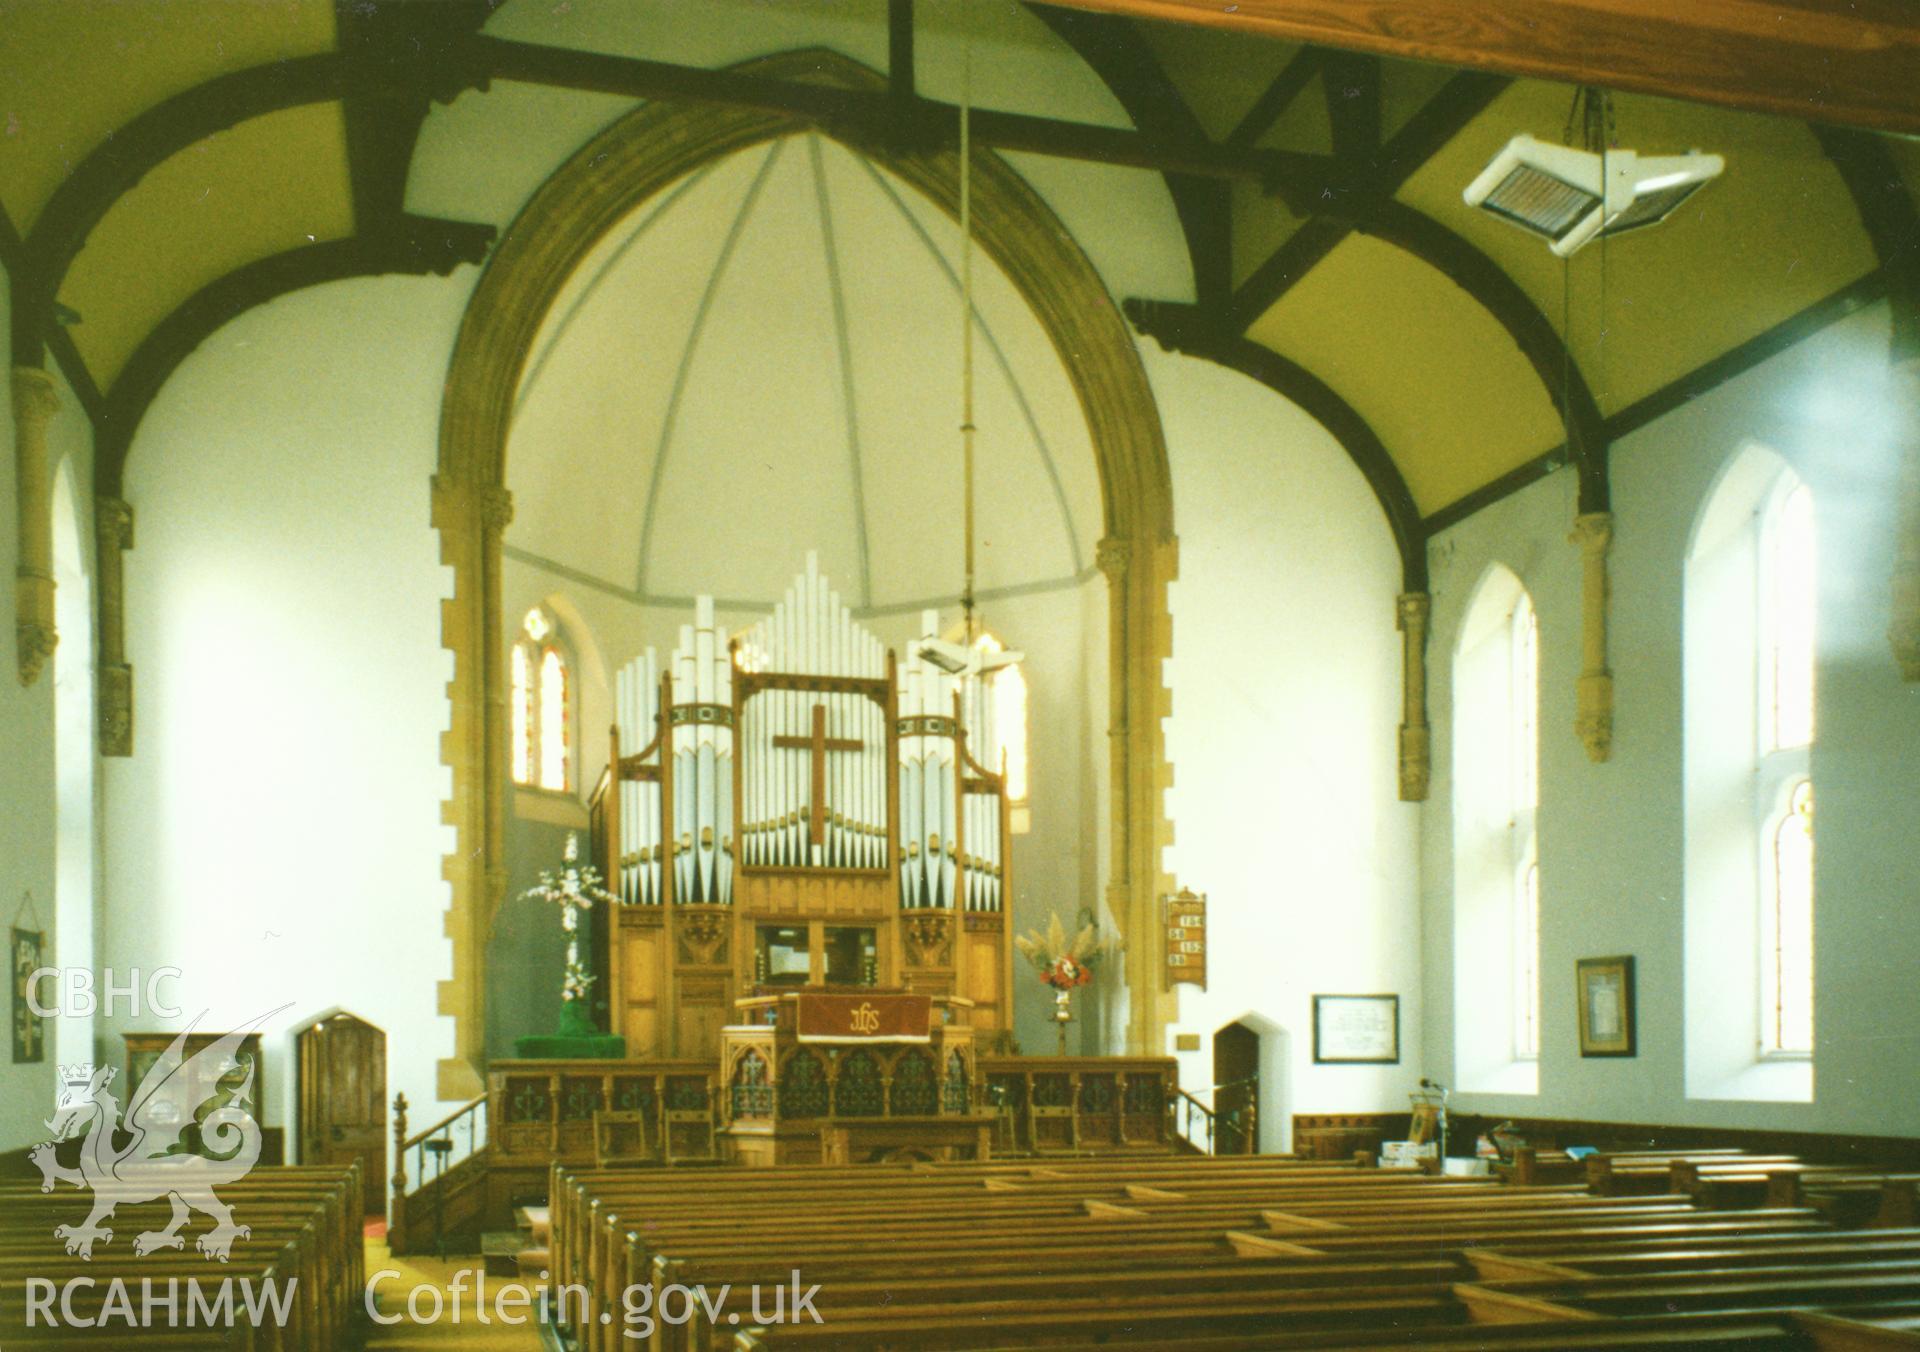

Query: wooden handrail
[403,1095,486,1154]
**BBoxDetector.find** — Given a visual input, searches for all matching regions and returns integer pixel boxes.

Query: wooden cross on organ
[773,704,863,848]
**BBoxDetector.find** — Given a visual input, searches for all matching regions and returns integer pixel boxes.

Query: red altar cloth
[795,992,932,1043]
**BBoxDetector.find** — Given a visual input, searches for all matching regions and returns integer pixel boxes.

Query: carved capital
[13,366,60,687]
[14,616,55,687]
[98,663,134,757]
[902,911,954,967]
[96,496,134,551]
[1395,591,1431,633]
[10,367,60,424]
[480,484,514,535]
[675,905,730,966]
[1095,536,1130,580]
[1568,510,1614,555]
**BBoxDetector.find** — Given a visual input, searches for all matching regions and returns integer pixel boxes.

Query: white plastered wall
[1152,346,1419,1150]
[101,275,472,1144]
[1422,301,1920,1138]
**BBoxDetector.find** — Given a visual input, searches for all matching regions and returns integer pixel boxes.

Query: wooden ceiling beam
[1323,51,1381,167]
[95,217,494,497]
[0,206,102,421]
[890,0,916,105]
[1227,49,1324,148]
[1128,298,1428,592]
[1227,69,1506,329]
[1028,0,1920,136]
[334,0,499,234]
[1359,198,1610,512]
[1421,268,1890,535]
[1810,126,1920,361]
[472,36,1332,188]
[1025,4,1233,306]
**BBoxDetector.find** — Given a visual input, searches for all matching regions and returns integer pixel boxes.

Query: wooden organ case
[589,556,1015,1061]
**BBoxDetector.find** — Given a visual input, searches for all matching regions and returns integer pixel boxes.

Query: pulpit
[717,988,992,1165]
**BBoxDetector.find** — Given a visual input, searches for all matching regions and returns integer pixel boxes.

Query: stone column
[1571,511,1614,762]
[12,367,59,686]
[431,472,513,1103]
[1890,358,1920,681]
[1396,592,1431,801]
[1095,535,1137,1042]
[96,497,135,755]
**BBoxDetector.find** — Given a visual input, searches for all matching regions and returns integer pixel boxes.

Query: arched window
[972,632,1030,808]
[1758,478,1814,1056]
[1452,567,1540,1093]
[1684,448,1814,1100]
[512,605,573,792]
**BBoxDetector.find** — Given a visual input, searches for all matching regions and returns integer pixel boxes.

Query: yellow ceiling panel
[1138,20,1298,143]
[61,102,354,390]
[1396,79,1878,414]
[1230,177,1303,292]
[1380,58,1457,145]
[1247,231,1565,517]
[0,0,337,232]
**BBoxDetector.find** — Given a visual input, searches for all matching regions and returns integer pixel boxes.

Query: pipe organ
[592,555,1015,1059]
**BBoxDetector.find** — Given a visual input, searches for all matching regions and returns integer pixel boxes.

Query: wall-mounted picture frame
[1576,955,1636,1057]
[11,927,45,1065]
[1312,994,1400,1064]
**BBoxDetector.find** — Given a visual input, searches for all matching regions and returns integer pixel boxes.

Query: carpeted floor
[362,1237,545,1349]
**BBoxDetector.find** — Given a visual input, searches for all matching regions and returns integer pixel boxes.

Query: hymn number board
[1164,889,1207,989]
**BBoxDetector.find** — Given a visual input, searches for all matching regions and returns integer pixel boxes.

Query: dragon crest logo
[30,1007,286,1262]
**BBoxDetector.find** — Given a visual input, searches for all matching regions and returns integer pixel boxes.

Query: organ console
[589,554,1016,1059]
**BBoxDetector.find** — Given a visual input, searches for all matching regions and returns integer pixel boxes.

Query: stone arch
[430,49,1177,1095]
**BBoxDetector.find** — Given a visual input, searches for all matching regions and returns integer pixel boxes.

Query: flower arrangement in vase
[522,832,615,1039]
[1014,913,1111,1054]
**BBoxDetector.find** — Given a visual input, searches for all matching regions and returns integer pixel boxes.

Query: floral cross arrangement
[522,833,616,1036]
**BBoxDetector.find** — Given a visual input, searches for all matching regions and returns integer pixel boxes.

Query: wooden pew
[0,1163,362,1352]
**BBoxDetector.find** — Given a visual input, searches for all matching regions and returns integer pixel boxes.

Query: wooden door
[297,1013,387,1214]
[1212,1021,1259,1155]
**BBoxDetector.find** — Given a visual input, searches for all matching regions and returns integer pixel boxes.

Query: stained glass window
[511,642,534,786]
[512,606,573,792]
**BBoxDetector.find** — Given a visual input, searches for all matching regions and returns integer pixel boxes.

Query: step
[517,1247,552,1289]
[516,1205,551,1245]
[481,1230,527,1280]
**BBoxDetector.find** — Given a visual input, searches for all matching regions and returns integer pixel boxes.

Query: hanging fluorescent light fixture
[1464,133,1723,257]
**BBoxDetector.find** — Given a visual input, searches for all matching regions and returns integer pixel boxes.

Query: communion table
[716,988,993,1165]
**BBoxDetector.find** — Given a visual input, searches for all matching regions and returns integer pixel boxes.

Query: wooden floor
[363,1236,543,1350]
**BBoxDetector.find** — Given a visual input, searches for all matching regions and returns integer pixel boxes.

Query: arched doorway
[1213,1020,1260,1155]
[296,1011,389,1215]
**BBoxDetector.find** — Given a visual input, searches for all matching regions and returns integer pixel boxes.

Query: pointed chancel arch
[432,49,1178,1096]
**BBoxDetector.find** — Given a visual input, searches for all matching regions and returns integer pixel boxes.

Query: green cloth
[512,998,625,1058]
